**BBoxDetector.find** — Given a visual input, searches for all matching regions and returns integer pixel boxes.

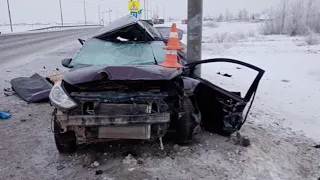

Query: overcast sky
[0,0,281,24]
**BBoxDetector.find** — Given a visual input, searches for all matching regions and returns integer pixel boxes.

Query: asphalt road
[0,28,100,66]
[0,28,319,180]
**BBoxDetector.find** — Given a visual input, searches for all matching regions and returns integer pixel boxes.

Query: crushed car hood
[63,65,183,85]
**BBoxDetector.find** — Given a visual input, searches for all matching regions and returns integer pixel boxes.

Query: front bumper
[55,112,170,140]
[56,113,170,126]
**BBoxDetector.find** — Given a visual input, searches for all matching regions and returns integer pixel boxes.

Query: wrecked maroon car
[49,15,265,153]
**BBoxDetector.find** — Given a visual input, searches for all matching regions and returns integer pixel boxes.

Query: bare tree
[217,13,224,22]
[280,0,288,34]
[242,9,248,21]
[251,14,255,21]
[224,9,234,22]
[306,0,318,32]
[288,0,305,36]
[238,10,243,21]
[260,0,320,36]
[225,9,229,21]
[229,12,234,21]
[316,12,320,33]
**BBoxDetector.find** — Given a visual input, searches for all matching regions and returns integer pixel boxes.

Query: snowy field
[172,21,320,142]
[154,21,320,179]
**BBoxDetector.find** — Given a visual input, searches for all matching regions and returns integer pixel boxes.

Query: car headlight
[49,81,77,109]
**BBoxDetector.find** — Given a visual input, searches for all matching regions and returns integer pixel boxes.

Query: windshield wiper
[147,42,158,65]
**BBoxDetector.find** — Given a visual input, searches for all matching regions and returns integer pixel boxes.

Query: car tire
[175,96,198,145]
[53,119,77,153]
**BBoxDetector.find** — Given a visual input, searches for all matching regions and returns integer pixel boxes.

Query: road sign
[128,0,140,12]
[130,11,138,18]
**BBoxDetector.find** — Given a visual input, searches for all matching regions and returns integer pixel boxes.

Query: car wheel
[53,119,77,153]
[175,96,198,145]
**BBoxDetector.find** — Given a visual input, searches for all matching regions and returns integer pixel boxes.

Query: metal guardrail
[29,25,103,31]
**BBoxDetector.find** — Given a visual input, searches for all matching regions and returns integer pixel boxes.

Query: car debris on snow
[10,73,53,103]
[8,71,64,102]
[128,168,135,172]
[226,131,251,147]
[234,132,251,147]
[95,170,103,175]
[46,72,63,84]
[313,145,320,148]
[137,159,143,164]
[217,72,232,77]
[83,154,97,167]
[122,154,137,165]
[3,88,15,96]
[0,111,11,119]
[56,165,65,170]
[93,161,100,167]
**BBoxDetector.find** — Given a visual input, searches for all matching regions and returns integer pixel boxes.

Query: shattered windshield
[70,38,166,67]
[138,20,163,40]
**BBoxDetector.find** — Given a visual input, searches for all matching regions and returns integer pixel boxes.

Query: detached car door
[184,58,265,136]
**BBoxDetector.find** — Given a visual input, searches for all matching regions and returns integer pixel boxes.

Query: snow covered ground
[0,24,99,34]
[155,21,320,179]
[173,21,320,142]
[0,21,319,180]
[206,23,320,142]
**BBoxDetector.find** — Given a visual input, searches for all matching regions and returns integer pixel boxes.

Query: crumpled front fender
[182,77,200,96]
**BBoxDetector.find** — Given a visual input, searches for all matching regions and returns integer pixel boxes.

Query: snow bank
[0,25,52,34]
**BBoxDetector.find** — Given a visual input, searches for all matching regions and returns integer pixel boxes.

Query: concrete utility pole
[187,0,203,76]
[6,0,13,32]
[83,0,87,25]
[58,0,64,26]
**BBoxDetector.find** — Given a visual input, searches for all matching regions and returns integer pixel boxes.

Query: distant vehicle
[141,19,154,26]
[153,19,165,24]
[49,15,265,153]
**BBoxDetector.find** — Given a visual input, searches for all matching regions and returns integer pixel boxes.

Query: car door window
[201,62,258,98]
[185,58,265,102]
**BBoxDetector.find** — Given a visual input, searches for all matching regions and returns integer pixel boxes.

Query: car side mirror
[61,58,72,68]
[78,38,85,45]
[177,29,183,40]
